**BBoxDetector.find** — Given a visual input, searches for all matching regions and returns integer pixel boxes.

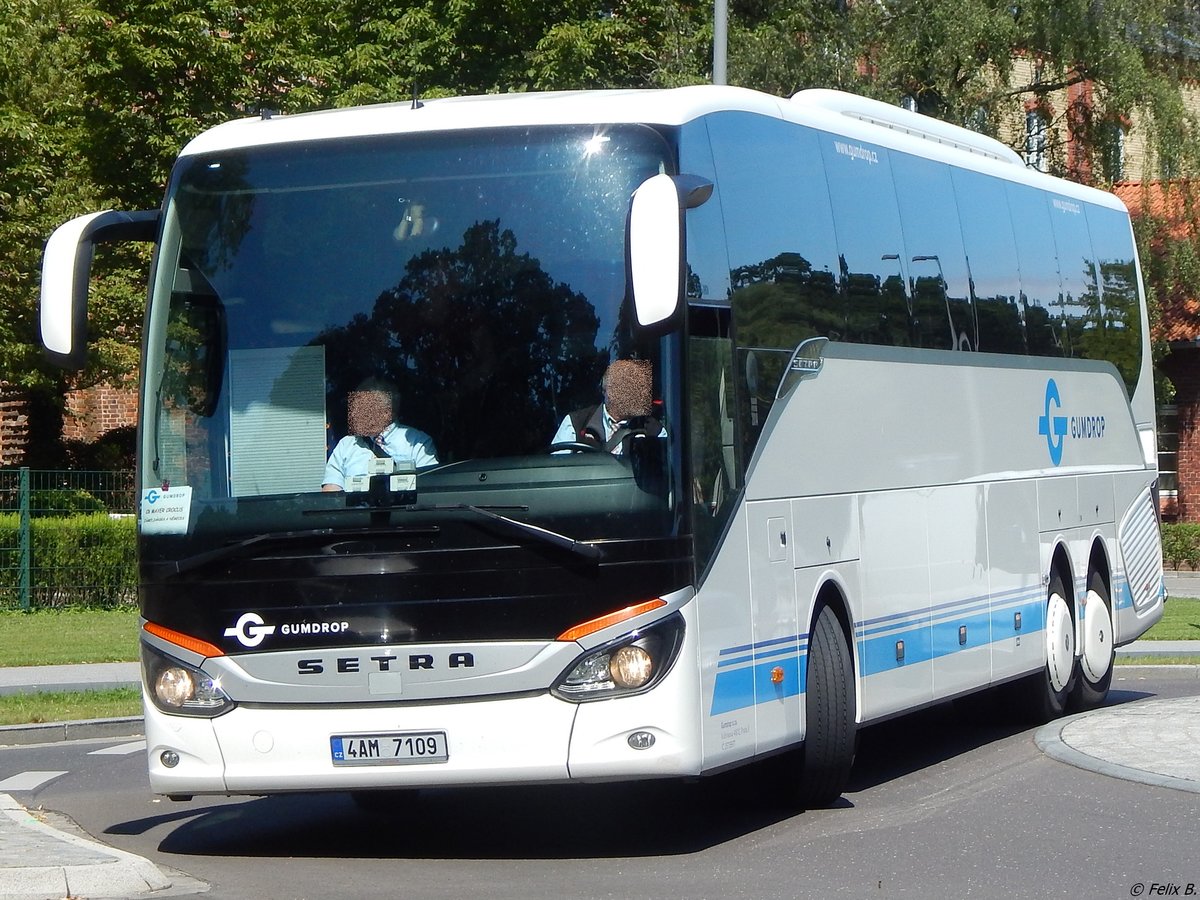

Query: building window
[1025,110,1048,173]
[1159,404,1179,498]
[1102,125,1125,182]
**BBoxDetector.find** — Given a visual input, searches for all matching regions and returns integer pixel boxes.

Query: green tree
[728,0,1200,181]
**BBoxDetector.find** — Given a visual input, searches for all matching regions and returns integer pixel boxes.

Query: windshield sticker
[139,485,192,534]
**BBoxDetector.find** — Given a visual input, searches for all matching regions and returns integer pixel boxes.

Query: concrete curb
[1034,696,1200,795]
[0,680,139,698]
[0,717,143,747]
[0,793,170,900]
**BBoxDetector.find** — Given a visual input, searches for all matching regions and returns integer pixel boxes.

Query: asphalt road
[4,668,1199,900]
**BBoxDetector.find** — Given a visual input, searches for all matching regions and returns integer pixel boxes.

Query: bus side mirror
[40,209,159,370]
[628,174,712,332]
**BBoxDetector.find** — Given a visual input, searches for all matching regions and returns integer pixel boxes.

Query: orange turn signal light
[143,622,225,659]
[556,599,667,642]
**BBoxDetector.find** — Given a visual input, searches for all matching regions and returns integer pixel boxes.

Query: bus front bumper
[144,683,702,796]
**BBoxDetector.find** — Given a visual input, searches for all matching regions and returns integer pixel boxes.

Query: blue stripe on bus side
[710,590,1050,715]
[711,652,805,716]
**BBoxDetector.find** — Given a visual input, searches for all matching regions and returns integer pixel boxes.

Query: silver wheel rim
[1081,588,1112,684]
[1046,591,1074,693]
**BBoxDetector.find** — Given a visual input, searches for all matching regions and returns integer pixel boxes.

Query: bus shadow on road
[844,684,1156,795]
[137,776,800,859]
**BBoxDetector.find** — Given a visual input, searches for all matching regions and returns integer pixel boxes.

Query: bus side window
[1083,204,1143,395]
[1047,193,1102,361]
[703,113,840,465]
[951,168,1025,355]
[820,136,911,348]
[687,305,738,572]
[1007,182,1065,357]
[892,154,973,351]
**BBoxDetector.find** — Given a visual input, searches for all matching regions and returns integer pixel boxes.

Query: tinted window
[892,154,972,350]
[679,119,731,304]
[1047,194,1101,360]
[820,134,910,346]
[1007,183,1064,356]
[952,169,1025,354]
[1084,204,1143,394]
[687,306,737,572]
[706,113,841,463]
[707,113,841,343]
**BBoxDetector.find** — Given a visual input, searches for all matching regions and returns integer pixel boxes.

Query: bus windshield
[140,124,681,553]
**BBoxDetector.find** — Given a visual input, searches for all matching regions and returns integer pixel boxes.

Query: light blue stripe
[710,590,1052,716]
[710,666,756,715]
[931,610,993,658]
[711,653,805,716]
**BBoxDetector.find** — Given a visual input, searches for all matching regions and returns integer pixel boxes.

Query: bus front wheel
[793,603,857,808]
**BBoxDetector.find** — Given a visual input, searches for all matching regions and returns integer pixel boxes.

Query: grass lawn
[0,607,139,667]
[1142,596,1200,641]
[0,687,141,726]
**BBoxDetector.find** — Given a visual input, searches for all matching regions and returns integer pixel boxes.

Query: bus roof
[179,85,1126,212]
[179,86,784,156]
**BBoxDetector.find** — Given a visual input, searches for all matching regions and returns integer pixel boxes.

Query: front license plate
[330,731,448,766]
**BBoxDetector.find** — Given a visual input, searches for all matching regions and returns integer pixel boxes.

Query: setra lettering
[297,652,476,675]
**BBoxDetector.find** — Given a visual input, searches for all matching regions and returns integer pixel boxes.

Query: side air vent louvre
[1120,487,1164,611]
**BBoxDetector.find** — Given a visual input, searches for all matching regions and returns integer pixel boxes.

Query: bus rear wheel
[793,603,857,808]
[1021,572,1075,723]
[1071,572,1114,710]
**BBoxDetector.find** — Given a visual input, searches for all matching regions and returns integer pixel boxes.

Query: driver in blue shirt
[322,377,438,491]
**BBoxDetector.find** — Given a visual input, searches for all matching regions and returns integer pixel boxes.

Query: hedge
[1162,523,1200,572]
[0,513,136,610]
[2,515,1191,608]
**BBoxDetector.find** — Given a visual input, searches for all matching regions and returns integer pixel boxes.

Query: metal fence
[0,468,137,610]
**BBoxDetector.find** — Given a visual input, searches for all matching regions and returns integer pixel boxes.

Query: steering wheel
[549,441,605,453]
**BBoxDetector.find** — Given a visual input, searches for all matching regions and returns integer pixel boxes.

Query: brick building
[1113,180,1200,522]
[0,380,138,468]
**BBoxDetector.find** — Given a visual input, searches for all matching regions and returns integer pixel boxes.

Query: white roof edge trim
[791,88,1025,167]
[176,85,785,158]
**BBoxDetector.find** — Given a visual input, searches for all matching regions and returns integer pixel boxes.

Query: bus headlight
[552,614,683,701]
[610,645,654,688]
[141,642,234,717]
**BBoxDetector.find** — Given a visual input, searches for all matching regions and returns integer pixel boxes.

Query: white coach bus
[40,86,1164,807]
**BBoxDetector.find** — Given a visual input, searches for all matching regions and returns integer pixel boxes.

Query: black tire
[1070,571,1114,711]
[1014,571,1074,723]
[795,603,857,808]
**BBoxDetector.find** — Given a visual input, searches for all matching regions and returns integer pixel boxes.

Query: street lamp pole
[713,0,728,85]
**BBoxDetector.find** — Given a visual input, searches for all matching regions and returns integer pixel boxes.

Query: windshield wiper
[147,524,440,578]
[422,504,603,563]
[152,505,600,577]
